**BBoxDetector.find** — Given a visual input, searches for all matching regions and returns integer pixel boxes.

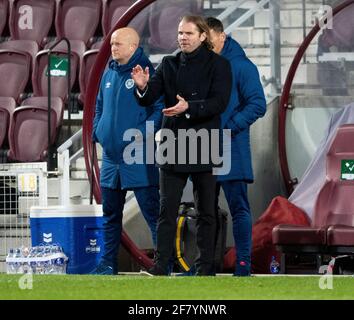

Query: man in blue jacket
[91,28,163,275]
[206,17,267,276]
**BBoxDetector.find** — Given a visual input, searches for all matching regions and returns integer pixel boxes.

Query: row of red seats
[273,124,354,273]
[0,39,100,103]
[0,0,132,47]
[0,96,63,161]
[0,0,203,51]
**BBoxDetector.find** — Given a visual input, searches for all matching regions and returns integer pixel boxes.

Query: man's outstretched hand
[162,95,189,117]
[131,65,149,91]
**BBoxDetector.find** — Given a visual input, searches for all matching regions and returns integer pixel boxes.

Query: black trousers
[156,168,217,275]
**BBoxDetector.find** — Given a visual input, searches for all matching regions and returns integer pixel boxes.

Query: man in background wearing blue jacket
[206,17,266,276]
[91,28,163,275]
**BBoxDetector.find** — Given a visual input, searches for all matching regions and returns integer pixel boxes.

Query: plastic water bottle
[43,246,52,274]
[21,247,32,274]
[28,247,38,274]
[36,246,45,274]
[45,245,56,274]
[6,249,16,274]
[54,246,66,274]
[14,248,24,274]
[270,256,280,274]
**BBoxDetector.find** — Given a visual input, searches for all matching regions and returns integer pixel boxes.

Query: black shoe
[196,264,216,276]
[140,264,168,276]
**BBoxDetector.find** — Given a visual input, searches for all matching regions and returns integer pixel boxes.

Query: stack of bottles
[5,245,68,274]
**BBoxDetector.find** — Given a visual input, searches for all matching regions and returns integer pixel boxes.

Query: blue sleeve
[92,74,105,142]
[225,61,266,134]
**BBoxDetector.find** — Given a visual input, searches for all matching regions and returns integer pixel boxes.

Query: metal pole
[302,0,307,64]
[90,142,96,205]
[269,0,281,94]
[47,37,72,170]
[67,40,72,137]
[47,52,52,170]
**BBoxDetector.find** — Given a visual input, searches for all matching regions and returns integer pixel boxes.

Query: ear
[130,43,137,52]
[200,32,207,42]
[221,32,226,41]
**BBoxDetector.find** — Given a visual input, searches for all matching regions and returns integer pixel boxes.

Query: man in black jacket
[132,15,232,276]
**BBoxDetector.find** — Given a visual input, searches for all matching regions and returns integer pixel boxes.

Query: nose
[179,33,187,40]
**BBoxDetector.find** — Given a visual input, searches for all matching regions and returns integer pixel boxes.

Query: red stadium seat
[7,105,57,162]
[45,39,86,90]
[102,0,148,36]
[0,97,16,148]
[147,0,203,52]
[45,40,86,61]
[0,0,8,37]
[91,40,103,50]
[9,0,55,47]
[21,96,64,135]
[273,124,354,272]
[79,49,99,104]
[55,0,101,46]
[314,124,354,253]
[32,49,79,101]
[0,49,31,102]
[0,40,39,70]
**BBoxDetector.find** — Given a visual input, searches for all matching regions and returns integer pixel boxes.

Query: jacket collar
[180,44,209,65]
[109,47,145,73]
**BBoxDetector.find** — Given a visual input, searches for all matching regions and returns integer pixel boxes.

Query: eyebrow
[178,31,194,34]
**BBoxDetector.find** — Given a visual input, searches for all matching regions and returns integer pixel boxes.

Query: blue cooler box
[30,205,104,274]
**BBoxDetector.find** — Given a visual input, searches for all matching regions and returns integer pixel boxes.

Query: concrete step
[257,62,325,86]
[47,197,94,206]
[232,26,320,46]
[255,8,329,28]
[47,178,90,199]
[70,170,88,180]
[280,0,325,11]
[209,0,259,10]
[244,44,318,58]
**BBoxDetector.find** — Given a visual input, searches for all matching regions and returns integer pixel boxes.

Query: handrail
[57,128,83,206]
[47,37,72,170]
[57,128,82,154]
[216,0,248,21]
[224,0,270,34]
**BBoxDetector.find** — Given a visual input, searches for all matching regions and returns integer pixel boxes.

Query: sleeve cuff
[136,85,148,98]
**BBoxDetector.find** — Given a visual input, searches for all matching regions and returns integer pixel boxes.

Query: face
[209,29,226,54]
[110,31,135,64]
[177,20,206,53]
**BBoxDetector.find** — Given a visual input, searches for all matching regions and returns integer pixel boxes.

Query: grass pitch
[0,274,354,300]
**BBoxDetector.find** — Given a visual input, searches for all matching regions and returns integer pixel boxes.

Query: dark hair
[180,15,213,50]
[205,17,224,33]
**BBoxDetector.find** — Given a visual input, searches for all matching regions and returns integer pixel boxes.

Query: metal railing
[57,129,84,206]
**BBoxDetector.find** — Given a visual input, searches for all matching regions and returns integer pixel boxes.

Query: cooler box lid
[30,205,103,218]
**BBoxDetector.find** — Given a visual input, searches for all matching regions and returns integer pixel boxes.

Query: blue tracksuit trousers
[100,181,159,272]
[219,180,252,276]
